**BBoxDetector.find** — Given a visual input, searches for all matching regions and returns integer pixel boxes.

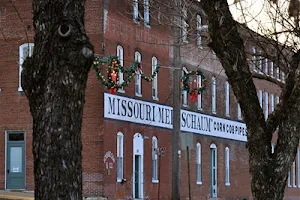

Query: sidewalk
[0,190,34,200]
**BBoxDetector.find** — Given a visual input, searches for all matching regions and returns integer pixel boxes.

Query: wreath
[92,55,160,94]
[182,69,206,101]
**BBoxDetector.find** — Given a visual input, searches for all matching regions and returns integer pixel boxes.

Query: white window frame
[225,81,230,117]
[182,71,188,106]
[225,147,230,186]
[252,47,257,72]
[271,143,275,154]
[152,57,158,100]
[237,103,242,120]
[271,94,275,112]
[258,90,263,108]
[293,161,296,187]
[282,71,285,82]
[298,149,300,188]
[117,45,124,93]
[264,58,268,75]
[19,43,34,92]
[117,132,124,182]
[133,0,139,22]
[196,14,203,49]
[196,143,202,184]
[276,96,279,105]
[135,51,142,97]
[144,0,150,26]
[258,56,263,74]
[270,61,274,78]
[182,7,188,43]
[197,75,202,110]
[210,143,217,198]
[288,170,291,187]
[152,136,159,183]
[264,92,268,119]
[212,77,216,114]
[276,67,280,80]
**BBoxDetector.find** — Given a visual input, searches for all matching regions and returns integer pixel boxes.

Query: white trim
[225,81,230,117]
[212,77,216,114]
[19,43,34,92]
[133,0,139,23]
[258,55,263,74]
[152,136,158,182]
[237,103,242,120]
[258,90,263,108]
[225,147,230,186]
[133,133,144,199]
[292,161,296,187]
[196,142,202,184]
[152,57,158,99]
[264,92,268,119]
[117,45,124,93]
[271,94,274,112]
[144,0,150,26]
[288,170,291,187]
[210,143,217,149]
[117,132,124,182]
[135,51,142,96]
[276,67,280,80]
[252,46,257,72]
[152,180,159,183]
[197,75,202,110]
[270,61,274,78]
[264,58,268,75]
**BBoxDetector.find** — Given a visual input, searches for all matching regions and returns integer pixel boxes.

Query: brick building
[0,0,299,199]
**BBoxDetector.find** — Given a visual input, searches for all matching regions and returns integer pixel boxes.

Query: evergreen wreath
[92,55,160,94]
[182,69,206,101]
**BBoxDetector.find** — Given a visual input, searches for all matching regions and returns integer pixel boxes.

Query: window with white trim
[197,75,202,110]
[182,7,188,43]
[271,143,274,154]
[196,143,202,184]
[282,71,285,82]
[288,169,291,187]
[258,56,263,74]
[276,96,279,104]
[212,77,216,114]
[152,136,158,182]
[237,103,242,120]
[152,57,158,100]
[132,0,150,26]
[117,45,124,92]
[133,0,138,22]
[196,14,203,49]
[270,61,274,78]
[252,47,257,72]
[293,161,296,187]
[225,81,230,117]
[225,147,230,186]
[264,58,268,75]
[276,67,280,80]
[135,51,142,96]
[298,149,300,188]
[144,0,150,26]
[258,90,263,108]
[182,71,187,106]
[271,94,275,112]
[19,43,34,91]
[264,92,268,119]
[117,132,124,182]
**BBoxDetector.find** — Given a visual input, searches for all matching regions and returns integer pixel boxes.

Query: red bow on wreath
[189,92,198,102]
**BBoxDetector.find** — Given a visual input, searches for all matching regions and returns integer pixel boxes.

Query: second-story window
[282,71,285,82]
[135,51,142,96]
[258,55,263,74]
[133,0,150,26]
[182,71,188,106]
[271,94,275,112]
[19,43,34,92]
[225,81,230,117]
[182,7,188,43]
[237,103,242,120]
[252,47,257,72]
[133,0,138,22]
[144,0,150,26]
[264,58,268,75]
[212,77,216,114]
[270,61,274,78]
[258,90,263,108]
[197,75,202,110]
[276,67,280,80]
[152,57,158,100]
[117,45,124,92]
[196,14,203,49]
[264,92,268,119]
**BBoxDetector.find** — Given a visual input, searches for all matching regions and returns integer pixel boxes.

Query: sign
[104,93,247,142]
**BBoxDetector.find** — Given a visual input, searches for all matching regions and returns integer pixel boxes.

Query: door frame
[133,133,144,199]
[210,143,217,198]
[5,131,26,190]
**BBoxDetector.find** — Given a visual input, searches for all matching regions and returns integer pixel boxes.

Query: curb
[0,195,34,200]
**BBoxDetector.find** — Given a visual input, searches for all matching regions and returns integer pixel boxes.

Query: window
[258,90,263,108]
[117,45,124,92]
[182,71,188,106]
[276,67,280,80]
[152,136,159,182]
[196,15,203,49]
[197,75,202,110]
[182,7,188,43]
[133,0,138,22]
[270,61,274,78]
[237,103,242,120]
[264,92,268,119]
[225,81,230,117]
[271,143,274,154]
[258,56,263,74]
[264,58,268,75]
[225,147,230,186]
[196,143,202,184]
[210,143,217,198]
[293,161,296,187]
[144,0,150,26]
[135,51,142,96]
[117,132,124,182]
[282,72,285,82]
[252,47,257,72]
[152,57,158,100]
[212,77,216,114]
[271,94,275,112]
[276,96,280,104]
[298,149,300,188]
[288,170,291,187]
[19,43,34,91]
[132,0,150,26]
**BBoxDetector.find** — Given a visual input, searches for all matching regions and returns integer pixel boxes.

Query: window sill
[183,104,188,108]
[18,87,23,92]
[225,183,230,186]
[288,184,292,188]
[197,107,202,111]
[133,18,140,24]
[212,111,217,115]
[152,97,159,101]
[144,23,151,29]
[196,181,202,185]
[117,179,122,183]
[118,89,125,93]
[293,185,297,188]
[226,114,230,118]
[152,180,159,184]
[135,93,142,97]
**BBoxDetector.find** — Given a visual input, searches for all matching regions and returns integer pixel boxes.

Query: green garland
[92,55,160,93]
[182,69,206,95]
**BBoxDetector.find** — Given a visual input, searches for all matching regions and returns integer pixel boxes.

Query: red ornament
[111,71,117,82]
[189,92,198,102]
[109,88,116,94]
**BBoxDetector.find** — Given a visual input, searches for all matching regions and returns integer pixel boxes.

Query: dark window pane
[9,133,24,141]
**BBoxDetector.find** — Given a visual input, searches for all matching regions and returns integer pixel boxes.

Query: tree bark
[22,0,94,199]
[201,0,300,199]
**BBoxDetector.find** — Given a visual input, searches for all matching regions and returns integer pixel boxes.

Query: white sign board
[104,93,247,142]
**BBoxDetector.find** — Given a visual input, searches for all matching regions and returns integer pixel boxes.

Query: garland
[92,55,160,94]
[182,69,206,101]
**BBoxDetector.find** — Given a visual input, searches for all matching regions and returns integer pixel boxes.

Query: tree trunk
[201,0,300,199]
[22,0,94,199]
